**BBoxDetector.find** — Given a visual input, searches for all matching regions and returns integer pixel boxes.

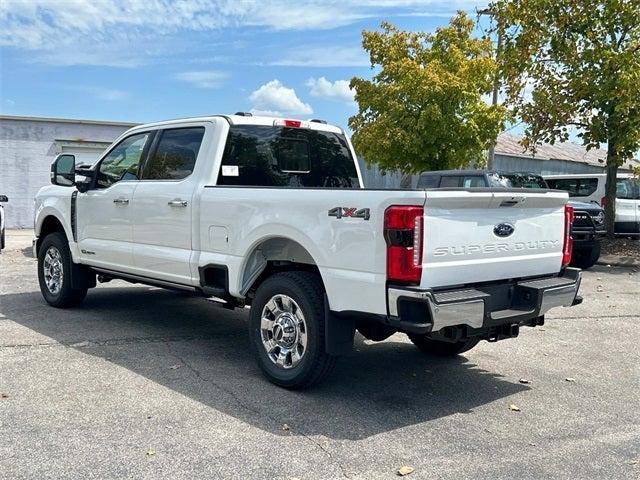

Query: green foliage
[491,0,640,162]
[491,0,640,235]
[349,12,507,174]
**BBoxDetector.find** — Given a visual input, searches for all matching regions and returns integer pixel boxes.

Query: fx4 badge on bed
[328,207,370,220]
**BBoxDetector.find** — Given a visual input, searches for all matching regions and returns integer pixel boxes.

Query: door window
[141,127,205,180]
[96,133,150,188]
[616,178,640,199]
[439,176,461,188]
[461,176,487,188]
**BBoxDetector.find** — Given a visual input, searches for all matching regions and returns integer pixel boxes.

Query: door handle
[113,197,129,205]
[168,199,188,207]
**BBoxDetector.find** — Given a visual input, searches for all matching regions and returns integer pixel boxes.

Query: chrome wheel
[43,246,63,295]
[260,294,308,369]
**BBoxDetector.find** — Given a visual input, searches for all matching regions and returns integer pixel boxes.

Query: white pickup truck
[34,114,582,388]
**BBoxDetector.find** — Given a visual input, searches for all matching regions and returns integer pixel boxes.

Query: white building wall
[0,117,134,228]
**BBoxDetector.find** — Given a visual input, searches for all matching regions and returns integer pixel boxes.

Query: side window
[439,176,461,188]
[141,127,205,180]
[417,175,439,188]
[576,178,598,197]
[461,176,486,188]
[97,133,150,188]
[547,178,579,196]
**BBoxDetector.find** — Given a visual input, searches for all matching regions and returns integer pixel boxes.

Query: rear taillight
[600,196,606,207]
[562,204,574,267]
[384,205,424,284]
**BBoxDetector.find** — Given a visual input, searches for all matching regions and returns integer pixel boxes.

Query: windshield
[617,178,640,199]
[503,173,548,189]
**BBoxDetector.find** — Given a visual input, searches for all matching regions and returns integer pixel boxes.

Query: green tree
[490,0,640,236]
[349,12,507,178]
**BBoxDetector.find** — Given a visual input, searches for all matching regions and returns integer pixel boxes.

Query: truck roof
[126,114,344,135]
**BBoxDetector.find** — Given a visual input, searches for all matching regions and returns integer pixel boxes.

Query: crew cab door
[76,131,152,271]
[130,125,206,285]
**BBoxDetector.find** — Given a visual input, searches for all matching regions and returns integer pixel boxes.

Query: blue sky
[0,0,483,131]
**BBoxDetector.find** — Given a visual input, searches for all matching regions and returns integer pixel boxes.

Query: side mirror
[51,154,76,186]
[0,195,8,203]
[75,164,95,193]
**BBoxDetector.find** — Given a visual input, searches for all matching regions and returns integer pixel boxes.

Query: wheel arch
[36,214,69,256]
[239,236,325,300]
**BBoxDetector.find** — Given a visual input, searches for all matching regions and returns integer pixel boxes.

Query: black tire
[570,242,601,269]
[37,232,88,308]
[408,335,480,356]
[1,227,4,251]
[249,271,336,389]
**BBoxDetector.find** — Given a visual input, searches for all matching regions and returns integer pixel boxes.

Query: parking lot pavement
[1,230,639,480]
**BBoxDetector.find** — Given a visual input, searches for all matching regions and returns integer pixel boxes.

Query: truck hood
[568,199,603,213]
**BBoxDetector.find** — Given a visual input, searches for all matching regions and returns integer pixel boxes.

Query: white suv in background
[544,173,640,236]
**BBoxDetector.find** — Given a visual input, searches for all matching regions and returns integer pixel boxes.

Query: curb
[596,255,640,268]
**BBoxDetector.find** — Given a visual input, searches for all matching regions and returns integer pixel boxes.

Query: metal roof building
[494,133,640,175]
[360,132,640,188]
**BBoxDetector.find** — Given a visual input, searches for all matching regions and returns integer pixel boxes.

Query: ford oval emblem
[493,223,515,238]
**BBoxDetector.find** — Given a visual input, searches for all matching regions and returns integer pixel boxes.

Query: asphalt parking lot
[1,230,639,480]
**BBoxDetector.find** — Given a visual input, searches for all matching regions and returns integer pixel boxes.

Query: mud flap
[324,295,355,356]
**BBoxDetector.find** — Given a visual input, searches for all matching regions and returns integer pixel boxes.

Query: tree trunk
[604,144,618,239]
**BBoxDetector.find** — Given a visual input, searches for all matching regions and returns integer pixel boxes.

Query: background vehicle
[544,174,640,236]
[0,195,7,251]
[417,171,606,268]
[34,115,581,388]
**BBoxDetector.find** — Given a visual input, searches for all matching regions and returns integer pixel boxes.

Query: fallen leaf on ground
[565,377,576,382]
[282,424,290,431]
[71,341,89,347]
[519,379,531,384]
[1,393,8,399]
[397,466,414,476]
[146,449,156,456]
[168,364,182,370]
[509,404,521,412]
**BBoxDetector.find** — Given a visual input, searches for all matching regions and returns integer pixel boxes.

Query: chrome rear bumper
[387,268,582,334]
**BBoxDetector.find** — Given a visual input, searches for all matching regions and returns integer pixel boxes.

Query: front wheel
[249,271,336,389]
[570,242,601,269]
[37,232,88,308]
[408,334,480,357]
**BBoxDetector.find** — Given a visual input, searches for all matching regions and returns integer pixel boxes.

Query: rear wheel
[37,232,88,308]
[408,334,480,356]
[249,271,336,389]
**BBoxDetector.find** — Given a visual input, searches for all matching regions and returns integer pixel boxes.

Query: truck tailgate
[422,189,568,288]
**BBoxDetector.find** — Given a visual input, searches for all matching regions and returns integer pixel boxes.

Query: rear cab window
[216,125,359,188]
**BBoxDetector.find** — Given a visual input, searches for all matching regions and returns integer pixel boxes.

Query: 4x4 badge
[328,207,370,220]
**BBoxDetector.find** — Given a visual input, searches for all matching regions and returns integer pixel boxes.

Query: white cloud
[0,1,478,67]
[174,71,228,89]
[272,46,369,67]
[306,77,355,104]
[249,80,313,117]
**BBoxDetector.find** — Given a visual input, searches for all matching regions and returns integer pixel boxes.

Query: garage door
[61,145,106,166]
